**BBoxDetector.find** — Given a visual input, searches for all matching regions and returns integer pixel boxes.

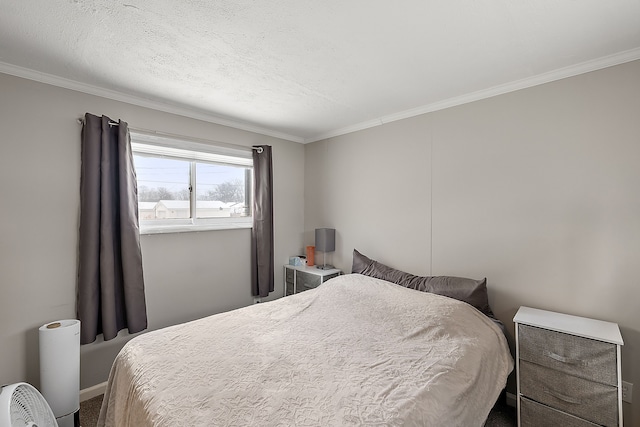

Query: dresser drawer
[285,281,294,296]
[520,360,618,426]
[285,268,295,283]
[521,397,600,427]
[519,324,617,385]
[297,271,322,290]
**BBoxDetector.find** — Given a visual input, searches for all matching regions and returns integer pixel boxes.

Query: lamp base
[316,264,335,270]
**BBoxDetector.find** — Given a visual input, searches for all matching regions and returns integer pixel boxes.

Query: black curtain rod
[76,117,264,152]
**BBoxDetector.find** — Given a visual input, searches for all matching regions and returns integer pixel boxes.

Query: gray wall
[304,60,640,424]
[1,59,638,422]
[0,72,305,390]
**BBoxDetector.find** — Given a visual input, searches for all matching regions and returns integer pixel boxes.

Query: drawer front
[285,268,294,283]
[297,271,322,291]
[518,324,617,385]
[521,397,600,427]
[285,281,294,296]
[520,360,618,426]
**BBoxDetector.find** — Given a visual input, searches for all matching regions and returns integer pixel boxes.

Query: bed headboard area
[351,249,504,329]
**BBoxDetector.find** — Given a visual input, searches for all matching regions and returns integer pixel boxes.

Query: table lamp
[315,228,335,270]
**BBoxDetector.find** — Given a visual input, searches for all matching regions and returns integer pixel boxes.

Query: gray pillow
[351,249,495,318]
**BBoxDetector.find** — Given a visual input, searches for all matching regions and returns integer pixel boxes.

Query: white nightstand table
[283,265,341,296]
[514,306,623,426]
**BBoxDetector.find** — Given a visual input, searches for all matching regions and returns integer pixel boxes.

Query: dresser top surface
[514,306,623,345]
[284,264,341,276]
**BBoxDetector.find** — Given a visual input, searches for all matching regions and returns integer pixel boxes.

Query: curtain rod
[76,117,264,153]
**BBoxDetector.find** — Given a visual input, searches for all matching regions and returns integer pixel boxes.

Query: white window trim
[139,217,252,235]
[131,131,254,234]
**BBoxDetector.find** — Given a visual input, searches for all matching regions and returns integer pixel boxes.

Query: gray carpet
[485,397,517,427]
[81,394,516,426]
[79,394,103,427]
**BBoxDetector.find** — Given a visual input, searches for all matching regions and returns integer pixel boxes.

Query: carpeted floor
[80,394,516,427]
[485,397,517,427]
[79,394,103,427]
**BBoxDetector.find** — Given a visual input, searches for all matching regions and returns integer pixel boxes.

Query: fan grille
[10,383,57,427]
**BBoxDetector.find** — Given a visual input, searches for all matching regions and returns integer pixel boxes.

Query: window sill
[140,221,252,235]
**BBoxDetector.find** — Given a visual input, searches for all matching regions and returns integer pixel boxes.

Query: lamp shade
[315,228,335,252]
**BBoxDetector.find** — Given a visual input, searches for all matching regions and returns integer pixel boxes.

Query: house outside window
[131,131,253,234]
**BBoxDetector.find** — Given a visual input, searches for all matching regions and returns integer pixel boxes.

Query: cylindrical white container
[39,319,80,427]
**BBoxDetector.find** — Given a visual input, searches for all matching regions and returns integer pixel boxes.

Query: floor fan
[0,383,58,427]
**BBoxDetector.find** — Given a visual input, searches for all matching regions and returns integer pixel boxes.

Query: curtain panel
[77,113,147,344]
[251,145,274,298]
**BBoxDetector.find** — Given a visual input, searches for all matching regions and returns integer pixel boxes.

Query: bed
[97,252,513,426]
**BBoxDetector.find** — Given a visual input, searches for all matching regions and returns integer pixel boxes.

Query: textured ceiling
[1,1,639,142]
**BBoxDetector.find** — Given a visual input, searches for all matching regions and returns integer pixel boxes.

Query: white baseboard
[506,392,517,408]
[80,381,107,402]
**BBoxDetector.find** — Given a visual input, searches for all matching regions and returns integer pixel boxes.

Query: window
[131,131,253,234]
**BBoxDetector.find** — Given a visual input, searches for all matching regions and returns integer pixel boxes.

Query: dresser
[514,306,623,427]
[283,265,341,296]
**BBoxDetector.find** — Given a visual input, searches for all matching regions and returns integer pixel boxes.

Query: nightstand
[283,265,341,296]
[514,306,624,426]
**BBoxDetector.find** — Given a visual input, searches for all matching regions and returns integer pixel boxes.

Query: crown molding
[0,62,304,143]
[2,47,638,146]
[305,47,640,143]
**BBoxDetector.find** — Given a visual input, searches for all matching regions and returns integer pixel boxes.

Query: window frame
[130,131,254,235]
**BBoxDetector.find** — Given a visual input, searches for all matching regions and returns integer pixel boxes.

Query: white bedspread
[98,274,513,427]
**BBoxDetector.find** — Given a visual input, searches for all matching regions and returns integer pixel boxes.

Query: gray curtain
[77,113,147,344]
[251,145,274,297]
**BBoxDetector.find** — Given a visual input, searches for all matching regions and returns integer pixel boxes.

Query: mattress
[97,273,513,426]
